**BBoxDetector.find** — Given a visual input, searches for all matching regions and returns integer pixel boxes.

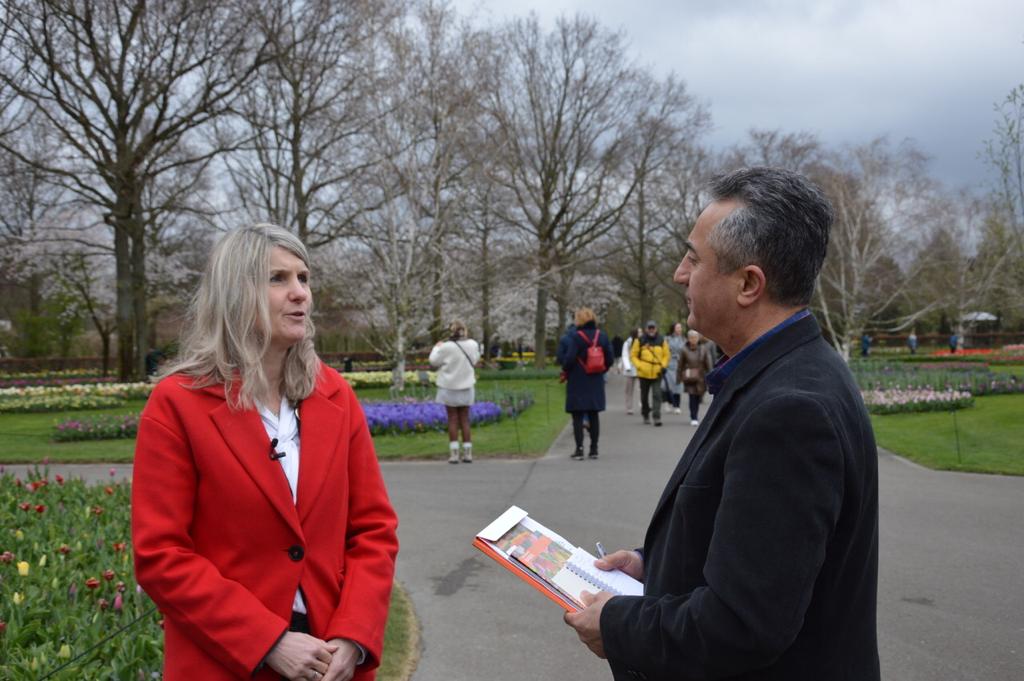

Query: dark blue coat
[556,322,613,413]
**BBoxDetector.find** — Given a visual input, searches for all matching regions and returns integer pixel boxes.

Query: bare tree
[0,0,268,378]
[349,1,483,390]
[222,0,399,247]
[481,14,641,366]
[814,138,937,357]
[606,74,710,324]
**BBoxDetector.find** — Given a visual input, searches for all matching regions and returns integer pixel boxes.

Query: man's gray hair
[706,167,833,307]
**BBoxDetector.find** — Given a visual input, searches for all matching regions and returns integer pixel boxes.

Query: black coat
[601,315,880,681]
[556,322,613,413]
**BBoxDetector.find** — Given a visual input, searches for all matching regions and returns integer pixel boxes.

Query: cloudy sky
[451,0,1024,190]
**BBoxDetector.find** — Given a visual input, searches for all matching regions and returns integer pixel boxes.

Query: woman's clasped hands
[267,632,362,681]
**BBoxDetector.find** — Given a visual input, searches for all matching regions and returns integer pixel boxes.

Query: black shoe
[643,416,650,425]
[654,420,663,427]
[588,450,598,459]
[571,448,584,460]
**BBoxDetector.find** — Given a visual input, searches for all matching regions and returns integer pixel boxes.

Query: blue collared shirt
[705,309,811,395]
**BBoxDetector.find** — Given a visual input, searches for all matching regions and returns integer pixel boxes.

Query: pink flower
[108,468,116,477]
[113,594,123,612]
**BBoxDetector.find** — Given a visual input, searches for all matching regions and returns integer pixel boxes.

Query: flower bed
[53,414,140,443]
[362,389,534,435]
[363,401,504,435]
[861,388,974,414]
[332,371,437,389]
[0,395,124,414]
[0,469,162,678]
[0,377,118,390]
[0,384,153,414]
[850,361,1022,397]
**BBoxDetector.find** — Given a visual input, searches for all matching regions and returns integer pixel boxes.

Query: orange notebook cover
[473,506,643,613]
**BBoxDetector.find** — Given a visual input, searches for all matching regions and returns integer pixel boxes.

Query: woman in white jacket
[428,320,481,464]
[620,327,640,414]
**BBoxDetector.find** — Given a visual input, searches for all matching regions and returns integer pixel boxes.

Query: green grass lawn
[871,394,1024,475]
[379,582,419,681]
[0,400,146,463]
[0,380,570,464]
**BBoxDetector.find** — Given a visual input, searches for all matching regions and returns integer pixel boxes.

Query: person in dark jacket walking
[556,307,613,460]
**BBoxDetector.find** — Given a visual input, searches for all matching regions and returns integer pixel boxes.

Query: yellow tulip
[58,643,72,659]
[17,561,29,576]
[30,657,38,671]
[38,554,47,567]
[12,592,24,605]
[14,529,23,541]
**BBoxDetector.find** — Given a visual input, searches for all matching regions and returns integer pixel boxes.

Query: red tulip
[104,486,114,496]
[0,620,6,634]
[55,475,64,485]
[0,551,14,563]
[58,545,71,555]
[34,504,46,514]
[91,506,104,516]
[14,478,22,487]
[98,598,109,611]
[116,581,126,593]
[18,502,30,511]
[103,569,116,581]
[85,577,100,590]
[112,542,127,553]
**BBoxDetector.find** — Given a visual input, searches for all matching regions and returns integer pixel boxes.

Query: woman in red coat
[132,225,399,681]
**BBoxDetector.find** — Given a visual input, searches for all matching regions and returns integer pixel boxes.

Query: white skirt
[436,386,475,407]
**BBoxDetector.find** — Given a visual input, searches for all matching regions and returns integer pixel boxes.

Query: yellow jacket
[631,335,670,379]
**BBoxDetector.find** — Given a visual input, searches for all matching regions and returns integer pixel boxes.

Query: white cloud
[452,0,1024,188]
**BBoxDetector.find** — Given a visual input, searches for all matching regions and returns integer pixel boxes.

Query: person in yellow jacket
[631,320,670,425]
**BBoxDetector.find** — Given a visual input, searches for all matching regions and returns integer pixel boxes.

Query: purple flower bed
[362,401,505,435]
[53,413,140,442]
[0,376,117,389]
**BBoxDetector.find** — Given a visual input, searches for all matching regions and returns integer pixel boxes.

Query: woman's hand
[266,631,337,680]
[321,638,361,681]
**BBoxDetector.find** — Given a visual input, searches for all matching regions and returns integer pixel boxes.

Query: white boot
[461,443,473,463]
[448,442,460,464]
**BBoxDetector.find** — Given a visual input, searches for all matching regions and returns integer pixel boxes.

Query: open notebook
[473,505,643,612]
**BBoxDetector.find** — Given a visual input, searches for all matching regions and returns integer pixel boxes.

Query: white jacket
[620,337,637,377]
[428,339,480,390]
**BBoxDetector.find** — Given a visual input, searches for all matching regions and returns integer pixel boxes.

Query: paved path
[11,374,1023,680]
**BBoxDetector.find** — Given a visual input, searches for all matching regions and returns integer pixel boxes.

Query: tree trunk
[533,283,549,368]
[113,222,134,382]
[390,320,406,394]
[480,230,493,359]
[131,221,147,380]
[99,331,111,377]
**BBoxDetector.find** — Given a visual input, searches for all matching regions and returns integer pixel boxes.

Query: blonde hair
[162,224,319,410]
[574,307,596,326]
[449,320,467,340]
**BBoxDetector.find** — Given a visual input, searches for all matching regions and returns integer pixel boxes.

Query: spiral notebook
[473,505,643,612]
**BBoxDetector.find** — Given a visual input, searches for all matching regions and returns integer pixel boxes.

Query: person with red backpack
[556,307,614,460]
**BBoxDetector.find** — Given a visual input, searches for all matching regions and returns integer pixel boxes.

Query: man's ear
[736,265,767,308]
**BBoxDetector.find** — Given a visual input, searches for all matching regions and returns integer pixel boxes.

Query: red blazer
[132,365,399,680]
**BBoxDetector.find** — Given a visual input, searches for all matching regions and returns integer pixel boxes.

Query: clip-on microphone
[269,437,286,461]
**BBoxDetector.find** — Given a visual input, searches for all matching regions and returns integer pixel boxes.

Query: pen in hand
[595,541,607,559]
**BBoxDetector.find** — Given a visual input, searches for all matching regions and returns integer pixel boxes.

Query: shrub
[861,388,974,414]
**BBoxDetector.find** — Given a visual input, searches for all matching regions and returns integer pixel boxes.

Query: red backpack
[577,329,605,374]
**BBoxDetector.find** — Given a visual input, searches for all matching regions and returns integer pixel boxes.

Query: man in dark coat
[557,307,614,460]
[564,167,880,680]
